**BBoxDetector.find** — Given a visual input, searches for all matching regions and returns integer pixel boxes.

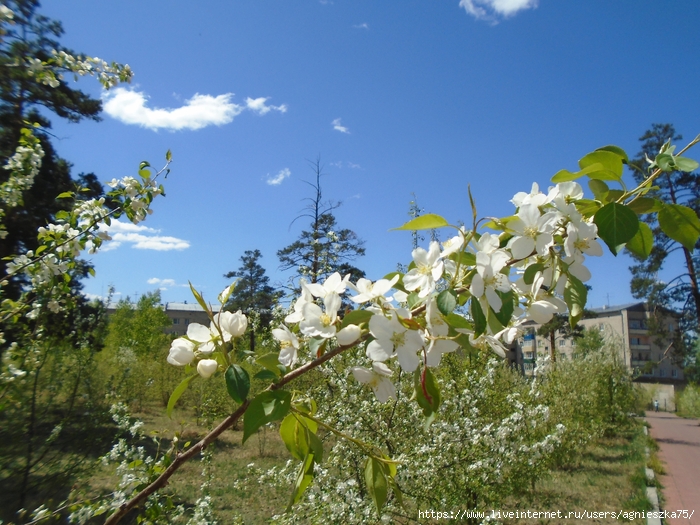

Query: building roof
[165,302,221,313]
[589,302,645,315]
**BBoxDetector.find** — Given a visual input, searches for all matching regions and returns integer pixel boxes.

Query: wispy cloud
[146,277,188,291]
[98,221,190,252]
[245,97,288,115]
[332,118,350,134]
[329,161,362,169]
[266,168,291,186]
[103,88,286,131]
[459,0,537,22]
[353,23,369,30]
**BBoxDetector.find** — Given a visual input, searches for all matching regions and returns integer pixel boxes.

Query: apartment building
[105,301,219,337]
[514,302,685,381]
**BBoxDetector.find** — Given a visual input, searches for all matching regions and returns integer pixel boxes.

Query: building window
[672,369,678,378]
[524,363,534,372]
[185,318,190,325]
[525,351,534,360]
[658,369,666,377]
[630,337,641,346]
[173,318,180,325]
[558,339,566,348]
[599,323,605,332]
[668,323,674,332]
[560,353,567,360]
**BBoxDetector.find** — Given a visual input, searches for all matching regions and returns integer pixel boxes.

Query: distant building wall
[513,302,684,382]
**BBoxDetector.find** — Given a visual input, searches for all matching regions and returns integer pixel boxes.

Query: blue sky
[39,0,700,308]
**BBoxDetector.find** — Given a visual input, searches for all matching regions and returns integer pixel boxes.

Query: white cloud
[98,221,190,252]
[266,168,291,186]
[329,161,362,169]
[147,277,181,291]
[353,23,369,30]
[103,88,287,131]
[332,118,350,134]
[245,97,287,115]
[459,0,537,21]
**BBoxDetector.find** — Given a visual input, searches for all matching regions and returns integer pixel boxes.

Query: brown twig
[104,401,249,525]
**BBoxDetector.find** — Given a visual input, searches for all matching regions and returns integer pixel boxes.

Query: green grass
[500,424,651,525]
[70,408,654,524]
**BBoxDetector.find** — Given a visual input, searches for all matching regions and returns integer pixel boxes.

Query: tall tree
[627,124,700,348]
[277,158,365,289]
[0,0,107,297]
[224,249,280,351]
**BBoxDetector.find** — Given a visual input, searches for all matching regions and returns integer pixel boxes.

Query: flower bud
[167,338,195,366]
[217,310,248,338]
[197,359,218,379]
[336,324,361,346]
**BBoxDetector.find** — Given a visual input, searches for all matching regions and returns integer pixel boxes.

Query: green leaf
[280,413,316,461]
[595,145,628,164]
[167,374,197,418]
[551,162,605,183]
[308,337,327,358]
[658,204,700,251]
[626,197,659,214]
[287,453,315,510]
[138,168,151,179]
[390,213,449,231]
[564,274,588,328]
[625,222,653,259]
[340,309,373,328]
[256,352,282,376]
[524,263,544,285]
[436,289,457,316]
[578,150,624,180]
[494,290,514,327]
[56,191,74,199]
[655,153,674,172]
[188,281,210,314]
[588,179,609,200]
[574,199,602,218]
[365,457,388,514]
[414,367,441,416]
[225,364,250,404]
[253,370,278,381]
[165,149,172,162]
[450,250,476,267]
[307,428,324,464]
[471,299,487,336]
[593,202,639,254]
[674,155,699,173]
[406,292,421,309]
[444,313,471,330]
[243,390,292,443]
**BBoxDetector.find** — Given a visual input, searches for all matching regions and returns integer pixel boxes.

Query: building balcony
[629,344,651,350]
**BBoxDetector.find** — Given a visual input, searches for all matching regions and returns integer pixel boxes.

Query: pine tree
[224,249,281,351]
[628,124,700,334]
[277,158,365,291]
[0,0,107,297]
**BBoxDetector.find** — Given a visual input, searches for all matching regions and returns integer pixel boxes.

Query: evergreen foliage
[277,159,365,289]
[0,0,106,298]
[224,249,281,351]
[627,124,700,371]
